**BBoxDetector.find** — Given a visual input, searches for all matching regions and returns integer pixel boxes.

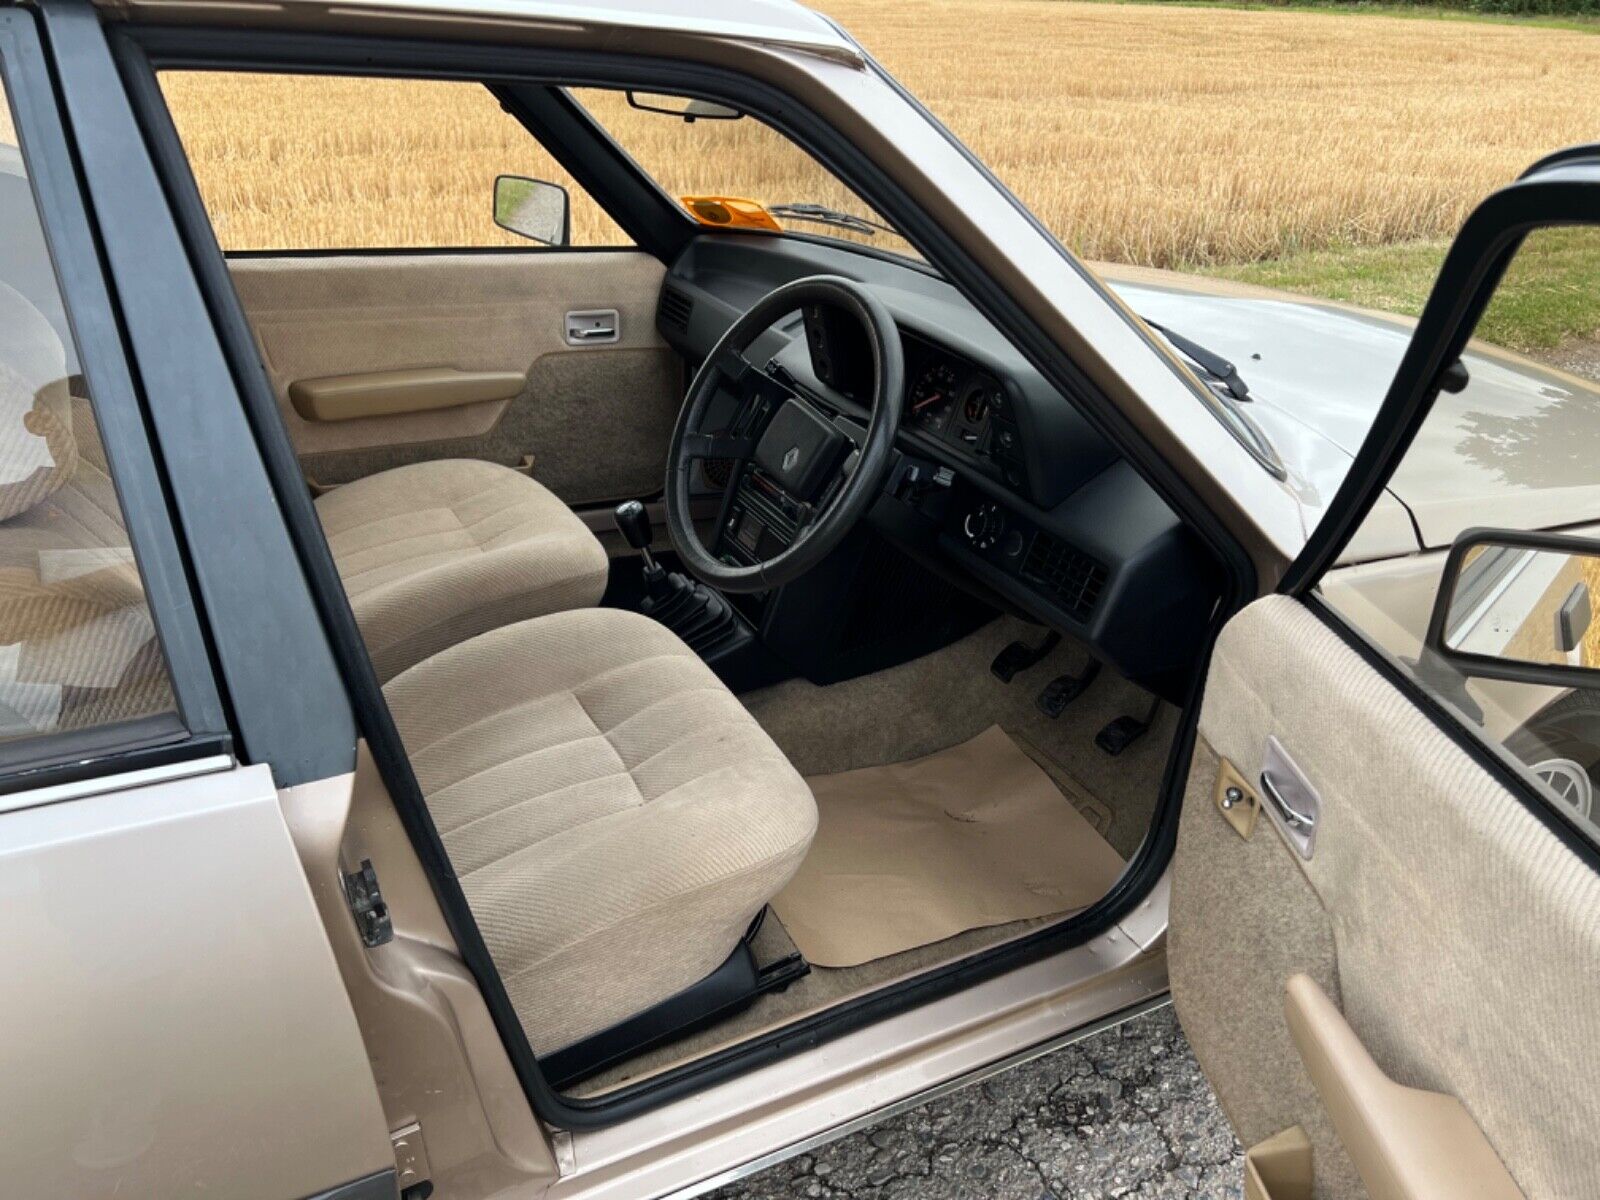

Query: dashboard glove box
[754,399,848,503]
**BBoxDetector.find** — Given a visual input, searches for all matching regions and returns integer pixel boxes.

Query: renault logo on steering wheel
[782,446,801,472]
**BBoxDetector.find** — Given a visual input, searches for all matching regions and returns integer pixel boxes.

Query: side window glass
[0,81,175,740]
[1322,227,1600,839]
[158,73,632,251]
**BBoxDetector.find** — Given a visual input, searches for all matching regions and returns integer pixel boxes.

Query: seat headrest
[0,279,76,522]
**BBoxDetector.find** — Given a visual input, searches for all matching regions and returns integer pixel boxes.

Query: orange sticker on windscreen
[680,195,783,232]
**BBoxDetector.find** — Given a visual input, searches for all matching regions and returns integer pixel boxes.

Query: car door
[1169,150,1600,1199]
[1,9,395,1197]
[156,71,685,511]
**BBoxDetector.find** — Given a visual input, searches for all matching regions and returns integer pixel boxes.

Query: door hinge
[342,858,394,947]
[391,1121,433,1200]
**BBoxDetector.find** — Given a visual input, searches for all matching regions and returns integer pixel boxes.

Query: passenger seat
[314,459,609,681]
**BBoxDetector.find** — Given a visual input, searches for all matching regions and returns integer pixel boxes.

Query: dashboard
[653,234,1219,698]
[803,308,1029,492]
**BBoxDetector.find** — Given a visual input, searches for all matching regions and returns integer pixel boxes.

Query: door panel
[230,250,681,506]
[1171,595,1600,1199]
[1,761,395,1199]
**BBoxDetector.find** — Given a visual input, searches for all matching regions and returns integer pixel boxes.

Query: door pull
[1261,736,1320,859]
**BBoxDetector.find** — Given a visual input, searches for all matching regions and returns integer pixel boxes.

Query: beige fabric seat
[384,606,818,1054]
[316,459,608,681]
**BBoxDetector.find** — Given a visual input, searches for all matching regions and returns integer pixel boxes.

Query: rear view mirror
[625,91,742,122]
[494,175,569,246]
[1426,528,1600,688]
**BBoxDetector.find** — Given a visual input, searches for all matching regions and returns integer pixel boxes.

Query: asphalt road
[709,1005,1242,1200]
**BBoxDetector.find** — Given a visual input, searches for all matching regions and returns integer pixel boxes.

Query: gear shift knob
[613,500,653,552]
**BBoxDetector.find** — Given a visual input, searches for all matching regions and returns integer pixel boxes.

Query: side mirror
[493,175,569,246]
[1426,527,1600,689]
[625,91,742,122]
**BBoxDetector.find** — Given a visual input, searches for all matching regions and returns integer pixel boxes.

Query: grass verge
[1086,0,1600,33]
[1200,228,1600,352]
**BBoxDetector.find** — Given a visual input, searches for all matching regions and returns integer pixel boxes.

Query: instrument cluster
[903,336,1025,489]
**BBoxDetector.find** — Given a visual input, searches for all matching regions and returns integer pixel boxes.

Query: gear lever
[614,500,667,594]
[612,500,741,654]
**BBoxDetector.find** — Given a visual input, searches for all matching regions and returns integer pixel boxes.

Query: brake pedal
[990,630,1061,683]
[1036,659,1101,718]
[1096,697,1162,756]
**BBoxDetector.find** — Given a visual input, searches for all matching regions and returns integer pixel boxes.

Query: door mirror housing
[1427,528,1600,689]
[493,175,570,246]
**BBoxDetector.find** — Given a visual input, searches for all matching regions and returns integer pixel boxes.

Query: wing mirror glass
[493,175,570,246]
[625,91,742,121]
[1426,528,1600,688]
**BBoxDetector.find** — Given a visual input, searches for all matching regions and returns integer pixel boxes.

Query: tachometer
[908,363,960,432]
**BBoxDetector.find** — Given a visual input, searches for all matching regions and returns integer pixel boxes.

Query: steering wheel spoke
[713,346,756,390]
[682,430,757,462]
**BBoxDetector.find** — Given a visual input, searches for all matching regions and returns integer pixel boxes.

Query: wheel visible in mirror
[1428,529,1600,686]
[493,175,570,245]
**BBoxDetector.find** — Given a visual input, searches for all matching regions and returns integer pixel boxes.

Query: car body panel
[0,760,394,1200]
[1099,262,1600,555]
[104,0,861,56]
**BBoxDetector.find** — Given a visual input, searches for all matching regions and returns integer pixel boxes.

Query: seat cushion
[316,459,607,681]
[384,607,818,1053]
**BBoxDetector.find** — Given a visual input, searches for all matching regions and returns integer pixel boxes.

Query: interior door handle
[1260,737,1320,859]
[1260,771,1316,830]
[565,309,619,345]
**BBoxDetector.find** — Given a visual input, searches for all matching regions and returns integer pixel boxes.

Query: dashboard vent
[658,285,693,334]
[1020,534,1108,624]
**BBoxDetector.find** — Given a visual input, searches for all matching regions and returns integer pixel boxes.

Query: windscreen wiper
[768,202,897,238]
[1143,318,1251,401]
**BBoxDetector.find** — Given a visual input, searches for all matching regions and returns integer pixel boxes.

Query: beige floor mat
[773,725,1126,968]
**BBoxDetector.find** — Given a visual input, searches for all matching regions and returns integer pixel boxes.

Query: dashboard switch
[963,501,1005,551]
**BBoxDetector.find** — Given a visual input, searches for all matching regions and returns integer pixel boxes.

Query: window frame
[37,0,358,790]
[0,7,228,790]
[1283,146,1600,866]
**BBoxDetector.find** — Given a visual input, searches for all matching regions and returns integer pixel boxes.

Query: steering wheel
[665,275,904,593]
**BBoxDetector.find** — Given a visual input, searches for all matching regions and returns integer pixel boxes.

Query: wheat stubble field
[159,1,1600,275]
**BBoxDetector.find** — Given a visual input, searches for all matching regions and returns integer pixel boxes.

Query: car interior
[8,68,1226,1104]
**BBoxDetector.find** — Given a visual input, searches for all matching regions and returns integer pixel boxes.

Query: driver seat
[384,605,818,1056]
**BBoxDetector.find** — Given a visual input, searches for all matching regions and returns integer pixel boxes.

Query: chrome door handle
[1260,770,1317,830]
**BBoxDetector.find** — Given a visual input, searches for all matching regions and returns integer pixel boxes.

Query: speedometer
[908,363,960,433]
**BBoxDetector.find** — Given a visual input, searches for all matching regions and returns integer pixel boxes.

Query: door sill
[546,896,1170,1200]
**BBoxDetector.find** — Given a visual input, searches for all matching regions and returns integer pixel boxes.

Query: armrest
[1284,974,1523,1200]
[288,367,525,422]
